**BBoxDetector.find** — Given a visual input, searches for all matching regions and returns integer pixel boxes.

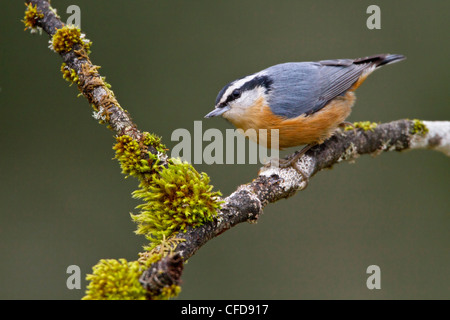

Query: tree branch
[24,0,449,299]
[26,0,169,165]
[169,119,450,260]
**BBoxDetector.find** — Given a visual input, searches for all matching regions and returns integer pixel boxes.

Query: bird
[205,54,406,184]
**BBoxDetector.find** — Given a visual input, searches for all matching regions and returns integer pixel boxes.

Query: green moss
[113,134,159,179]
[22,3,44,31]
[50,25,91,53]
[60,63,79,85]
[138,251,164,268]
[411,119,429,136]
[142,235,186,256]
[101,76,112,89]
[131,159,222,249]
[154,284,182,300]
[113,133,168,180]
[83,259,146,300]
[136,251,182,299]
[345,121,378,132]
[142,131,167,154]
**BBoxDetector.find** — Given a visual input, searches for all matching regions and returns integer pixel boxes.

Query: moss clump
[141,235,186,259]
[345,121,378,132]
[411,119,429,136]
[113,134,159,179]
[143,131,167,154]
[22,3,44,31]
[83,259,146,300]
[60,63,79,85]
[131,160,222,249]
[137,251,182,299]
[138,251,164,268]
[50,25,91,53]
[154,284,182,300]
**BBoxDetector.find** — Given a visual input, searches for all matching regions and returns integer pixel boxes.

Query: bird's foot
[261,144,316,190]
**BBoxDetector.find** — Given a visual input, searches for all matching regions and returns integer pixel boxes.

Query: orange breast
[226,92,355,150]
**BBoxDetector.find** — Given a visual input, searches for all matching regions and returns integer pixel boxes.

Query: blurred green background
[1,0,449,299]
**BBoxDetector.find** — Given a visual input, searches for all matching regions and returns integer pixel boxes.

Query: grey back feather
[266,60,374,118]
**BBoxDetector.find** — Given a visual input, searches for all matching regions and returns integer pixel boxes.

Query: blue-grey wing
[266,60,369,118]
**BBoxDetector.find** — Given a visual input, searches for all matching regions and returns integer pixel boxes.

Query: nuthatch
[205,54,405,183]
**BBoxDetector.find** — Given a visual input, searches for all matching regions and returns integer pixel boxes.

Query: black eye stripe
[215,75,273,107]
[223,89,241,105]
[239,75,272,94]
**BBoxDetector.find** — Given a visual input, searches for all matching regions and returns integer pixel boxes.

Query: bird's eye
[231,89,241,99]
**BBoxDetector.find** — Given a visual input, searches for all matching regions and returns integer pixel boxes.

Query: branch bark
[26,0,168,166]
[25,0,450,298]
[170,119,450,259]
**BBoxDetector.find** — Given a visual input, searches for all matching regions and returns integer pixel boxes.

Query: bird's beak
[204,106,229,118]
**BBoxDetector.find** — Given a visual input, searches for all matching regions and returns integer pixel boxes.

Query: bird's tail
[347,54,405,91]
[354,53,406,68]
